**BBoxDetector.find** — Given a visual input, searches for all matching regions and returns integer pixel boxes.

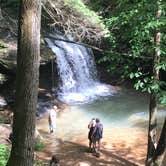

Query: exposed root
[0,1,106,46]
[42,0,106,46]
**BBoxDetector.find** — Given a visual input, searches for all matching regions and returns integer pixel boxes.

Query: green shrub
[65,0,104,26]
[0,144,10,166]
[34,141,45,151]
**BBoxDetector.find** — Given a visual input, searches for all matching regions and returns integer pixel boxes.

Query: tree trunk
[146,94,158,165]
[146,1,161,165]
[153,118,166,165]
[6,0,41,166]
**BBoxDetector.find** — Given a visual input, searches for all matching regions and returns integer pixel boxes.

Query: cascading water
[45,32,114,104]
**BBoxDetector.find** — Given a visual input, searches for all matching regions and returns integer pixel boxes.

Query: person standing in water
[88,118,96,151]
[49,105,58,133]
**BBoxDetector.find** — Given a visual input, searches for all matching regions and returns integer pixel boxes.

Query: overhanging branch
[44,36,103,52]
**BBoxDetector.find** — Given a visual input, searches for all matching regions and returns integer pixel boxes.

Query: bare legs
[97,140,101,151]
[93,139,101,152]
[89,140,92,149]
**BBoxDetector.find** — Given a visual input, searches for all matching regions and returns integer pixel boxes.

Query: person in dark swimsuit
[88,118,96,151]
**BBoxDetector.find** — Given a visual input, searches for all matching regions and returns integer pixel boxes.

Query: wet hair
[96,118,100,123]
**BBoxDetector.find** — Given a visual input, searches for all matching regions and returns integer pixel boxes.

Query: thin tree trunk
[146,0,161,165]
[6,0,41,166]
[146,94,158,165]
[153,118,166,165]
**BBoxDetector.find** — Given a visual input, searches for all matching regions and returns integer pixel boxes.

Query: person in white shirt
[48,105,57,133]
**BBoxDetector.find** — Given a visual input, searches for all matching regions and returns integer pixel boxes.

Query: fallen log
[44,36,103,52]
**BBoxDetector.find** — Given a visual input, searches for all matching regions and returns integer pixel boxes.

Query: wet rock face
[0,8,18,72]
[36,88,69,118]
[0,37,54,71]
[0,13,58,113]
[0,10,55,74]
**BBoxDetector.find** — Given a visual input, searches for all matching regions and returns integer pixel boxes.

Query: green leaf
[129,73,135,79]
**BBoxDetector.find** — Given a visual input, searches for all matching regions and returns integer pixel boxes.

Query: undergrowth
[0,144,10,166]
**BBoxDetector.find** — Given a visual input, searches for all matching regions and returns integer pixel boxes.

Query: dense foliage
[87,0,166,105]
[65,0,102,25]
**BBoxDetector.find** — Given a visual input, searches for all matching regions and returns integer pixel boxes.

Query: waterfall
[45,32,113,104]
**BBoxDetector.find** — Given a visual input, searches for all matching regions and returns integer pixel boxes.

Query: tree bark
[153,118,166,165]
[146,1,162,165]
[146,94,158,165]
[6,0,41,166]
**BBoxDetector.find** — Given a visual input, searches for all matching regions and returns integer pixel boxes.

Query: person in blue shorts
[91,118,103,152]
